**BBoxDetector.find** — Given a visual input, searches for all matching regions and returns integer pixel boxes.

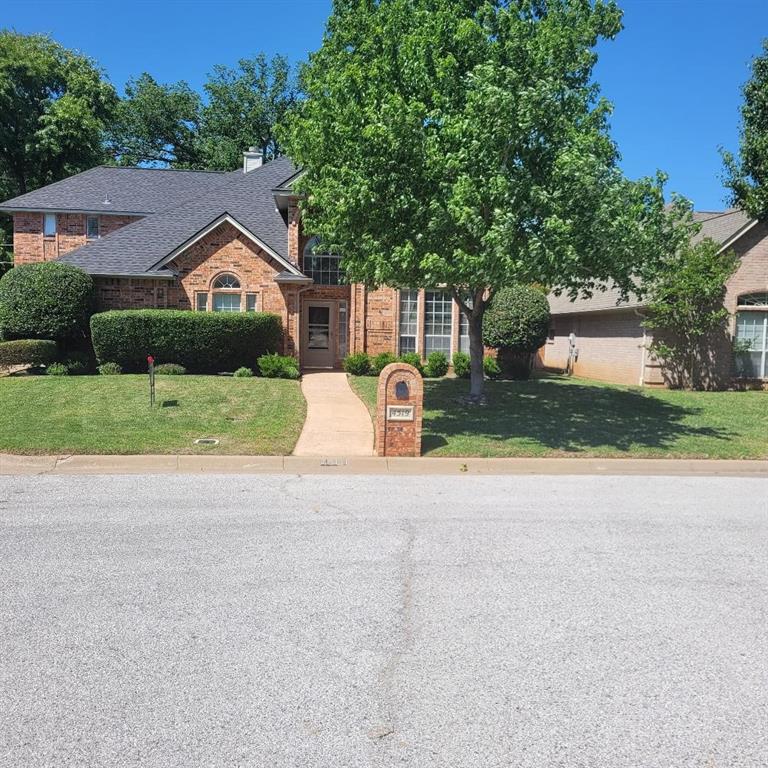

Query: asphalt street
[0,473,766,767]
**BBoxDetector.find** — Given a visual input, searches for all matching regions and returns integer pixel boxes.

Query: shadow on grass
[421,377,733,454]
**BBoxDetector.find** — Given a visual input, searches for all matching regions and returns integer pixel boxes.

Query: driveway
[0,474,766,767]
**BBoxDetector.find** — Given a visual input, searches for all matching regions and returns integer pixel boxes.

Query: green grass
[0,375,306,455]
[349,374,768,459]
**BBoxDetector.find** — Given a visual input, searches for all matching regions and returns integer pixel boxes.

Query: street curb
[1,453,766,477]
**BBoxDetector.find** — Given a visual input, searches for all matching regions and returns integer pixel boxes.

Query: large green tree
[105,73,204,167]
[283,0,692,400]
[0,31,117,198]
[200,54,298,169]
[722,39,768,220]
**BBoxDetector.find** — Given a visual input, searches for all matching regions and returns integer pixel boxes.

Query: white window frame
[398,289,419,355]
[195,292,208,312]
[245,293,259,312]
[44,213,57,237]
[735,310,768,379]
[424,289,453,358]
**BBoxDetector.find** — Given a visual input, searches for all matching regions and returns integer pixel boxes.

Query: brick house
[539,209,768,387]
[0,152,472,368]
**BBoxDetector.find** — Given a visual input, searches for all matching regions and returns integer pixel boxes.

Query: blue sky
[4,0,768,210]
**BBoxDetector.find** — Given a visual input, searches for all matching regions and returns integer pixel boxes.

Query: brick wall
[540,309,649,386]
[13,212,140,265]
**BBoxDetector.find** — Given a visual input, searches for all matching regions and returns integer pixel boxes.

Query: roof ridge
[95,165,227,175]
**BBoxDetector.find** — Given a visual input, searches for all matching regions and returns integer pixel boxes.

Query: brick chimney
[243,147,263,173]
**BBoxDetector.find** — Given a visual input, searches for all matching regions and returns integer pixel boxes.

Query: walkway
[292,371,374,457]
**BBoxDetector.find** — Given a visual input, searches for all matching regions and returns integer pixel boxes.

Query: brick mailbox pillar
[375,362,423,457]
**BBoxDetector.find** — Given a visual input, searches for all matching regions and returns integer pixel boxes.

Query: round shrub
[154,363,187,375]
[90,310,282,373]
[424,351,449,378]
[483,285,550,379]
[0,262,94,341]
[233,366,253,378]
[452,351,471,379]
[257,353,300,379]
[483,354,501,379]
[370,351,397,376]
[343,352,371,376]
[398,352,423,375]
[98,362,123,375]
[46,362,69,376]
[0,339,58,368]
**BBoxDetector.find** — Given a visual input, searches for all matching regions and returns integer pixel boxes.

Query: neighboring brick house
[539,209,768,387]
[0,152,473,369]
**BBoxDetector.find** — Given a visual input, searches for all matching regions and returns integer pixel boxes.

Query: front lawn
[349,374,768,459]
[0,375,306,455]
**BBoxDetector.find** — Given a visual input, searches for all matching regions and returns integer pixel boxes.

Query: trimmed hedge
[0,339,58,367]
[343,352,371,376]
[154,363,187,375]
[0,262,94,341]
[483,284,550,353]
[90,310,283,373]
[424,351,449,378]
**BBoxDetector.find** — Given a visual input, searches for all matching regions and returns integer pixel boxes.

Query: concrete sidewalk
[1,453,766,477]
[293,371,374,456]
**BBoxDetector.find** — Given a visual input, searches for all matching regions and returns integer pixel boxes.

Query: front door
[302,301,335,368]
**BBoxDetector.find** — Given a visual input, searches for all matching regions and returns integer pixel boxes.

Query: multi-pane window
[303,237,342,285]
[424,290,453,357]
[213,293,241,313]
[86,215,99,239]
[735,311,768,378]
[458,297,473,353]
[338,301,349,358]
[213,273,240,289]
[44,213,57,237]
[399,290,418,354]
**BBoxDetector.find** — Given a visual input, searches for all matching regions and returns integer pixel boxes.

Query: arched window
[734,292,768,378]
[303,237,342,285]
[213,273,241,290]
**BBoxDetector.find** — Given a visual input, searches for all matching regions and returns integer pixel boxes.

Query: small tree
[283,0,693,402]
[643,238,738,390]
[0,262,94,342]
[722,39,768,219]
[483,285,550,379]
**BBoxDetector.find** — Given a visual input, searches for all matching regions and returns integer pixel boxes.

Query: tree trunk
[467,309,485,401]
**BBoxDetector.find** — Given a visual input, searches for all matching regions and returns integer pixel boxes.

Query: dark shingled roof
[548,208,757,316]
[58,157,299,276]
[0,166,235,215]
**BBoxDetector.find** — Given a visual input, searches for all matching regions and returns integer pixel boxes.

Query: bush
[233,366,253,378]
[452,351,471,379]
[62,358,88,375]
[398,352,424,374]
[257,353,300,379]
[98,362,123,375]
[46,362,69,376]
[483,284,549,361]
[370,351,398,376]
[0,339,58,368]
[483,354,501,379]
[154,363,187,375]
[343,352,371,376]
[0,262,94,342]
[90,310,282,373]
[424,351,449,378]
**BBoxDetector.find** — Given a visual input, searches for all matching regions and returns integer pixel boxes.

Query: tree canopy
[723,39,768,220]
[105,73,203,167]
[282,0,692,399]
[0,30,117,199]
[199,54,298,169]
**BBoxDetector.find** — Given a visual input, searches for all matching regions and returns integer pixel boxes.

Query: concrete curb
[1,453,766,477]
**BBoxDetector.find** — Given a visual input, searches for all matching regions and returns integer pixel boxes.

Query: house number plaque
[387,405,415,422]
